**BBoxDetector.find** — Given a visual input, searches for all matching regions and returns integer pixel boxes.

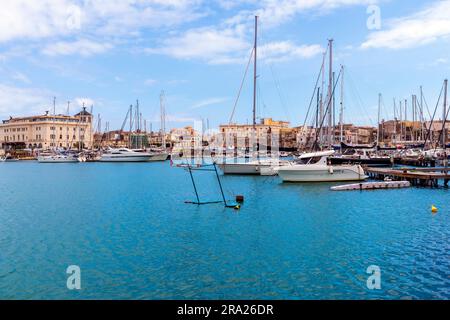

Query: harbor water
[0,161,449,299]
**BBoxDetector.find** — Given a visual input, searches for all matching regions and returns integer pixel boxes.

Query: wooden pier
[364,167,450,187]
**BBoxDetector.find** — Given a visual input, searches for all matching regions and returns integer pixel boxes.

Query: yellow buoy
[234,205,240,210]
[431,205,438,213]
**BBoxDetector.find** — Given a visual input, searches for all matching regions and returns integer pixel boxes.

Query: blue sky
[0,0,449,131]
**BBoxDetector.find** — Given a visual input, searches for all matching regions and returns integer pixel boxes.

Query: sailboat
[277,150,367,182]
[149,91,170,161]
[219,16,277,175]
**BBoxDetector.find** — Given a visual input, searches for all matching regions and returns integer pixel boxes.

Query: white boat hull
[218,163,268,175]
[278,165,367,182]
[218,159,287,175]
[38,156,79,163]
[148,153,169,162]
[99,155,152,162]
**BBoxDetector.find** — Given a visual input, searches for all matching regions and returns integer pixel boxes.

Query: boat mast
[160,91,166,150]
[412,94,417,142]
[442,79,448,148]
[320,52,326,145]
[420,86,424,142]
[377,93,381,146]
[399,100,402,143]
[252,16,258,156]
[404,99,407,141]
[393,98,397,144]
[129,104,133,148]
[339,65,344,146]
[328,39,333,148]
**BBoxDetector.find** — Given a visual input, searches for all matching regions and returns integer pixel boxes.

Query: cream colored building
[219,118,295,150]
[0,108,93,150]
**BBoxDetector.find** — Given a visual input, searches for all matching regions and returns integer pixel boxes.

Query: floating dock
[331,181,410,191]
[364,167,450,187]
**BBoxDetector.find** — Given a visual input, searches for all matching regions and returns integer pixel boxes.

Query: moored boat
[37,154,79,163]
[277,150,367,182]
[218,158,289,175]
[99,148,153,162]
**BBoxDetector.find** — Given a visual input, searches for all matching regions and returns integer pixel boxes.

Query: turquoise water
[0,161,449,300]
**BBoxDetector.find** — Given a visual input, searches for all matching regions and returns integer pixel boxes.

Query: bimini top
[298,150,335,159]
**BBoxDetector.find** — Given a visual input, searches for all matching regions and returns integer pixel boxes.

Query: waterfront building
[298,124,376,149]
[0,108,93,150]
[379,120,450,145]
[170,126,198,152]
[219,118,296,151]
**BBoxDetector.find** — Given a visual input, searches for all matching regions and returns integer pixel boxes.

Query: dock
[364,167,450,187]
[331,181,410,191]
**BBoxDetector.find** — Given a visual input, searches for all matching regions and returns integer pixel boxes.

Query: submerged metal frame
[184,162,237,208]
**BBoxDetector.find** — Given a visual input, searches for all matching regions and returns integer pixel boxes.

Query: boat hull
[99,155,152,162]
[278,165,367,182]
[218,162,281,175]
[148,153,169,162]
[37,157,79,163]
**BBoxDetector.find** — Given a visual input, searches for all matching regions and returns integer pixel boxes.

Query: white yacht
[148,152,169,161]
[277,150,368,182]
[0,154,19,162]
[145,148,169,162]
[99,148,154,162]
[218,158,290,175]
[37,154,79,163]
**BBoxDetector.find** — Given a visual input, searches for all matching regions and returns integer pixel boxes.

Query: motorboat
[218,158,290,175]
[37,153,79,163]
[0,154,19,162]
[329,148,391,166]
[146,149,170,162]
[277,150,368,182]
[99,148,153,162]
[148,152,169,161]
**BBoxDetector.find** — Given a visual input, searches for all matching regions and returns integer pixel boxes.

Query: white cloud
[146,26,323,64]
[259,41,324,63]
[11,72,31,84]
[361,1,450,49]
[146,27,249,64]
[0,0,73,42]
[41,39,113,57]
[0,84,54,117]
[145,0,370,64]
[144,79,158,86]
[230,0,376,28]
[190,97,230,109]
[0,0,205,42]
[75,97,95,108]
[0,0,205,57]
